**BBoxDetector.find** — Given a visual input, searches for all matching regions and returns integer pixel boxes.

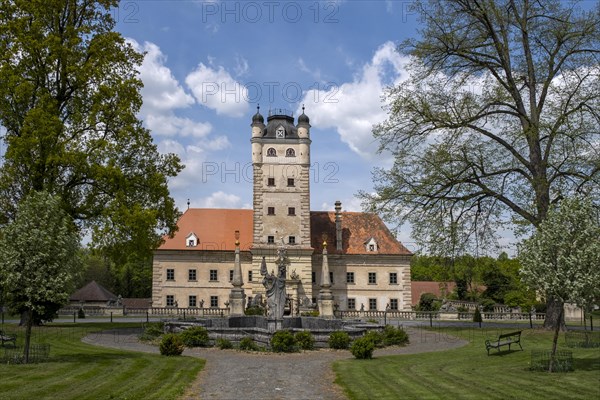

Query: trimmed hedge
[180,326,210,347]
[351,337,375,359]
[329,331,351,349]
[295,331,315,350]
[159,334,184,356]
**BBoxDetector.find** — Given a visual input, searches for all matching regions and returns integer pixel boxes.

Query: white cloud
[197,191,245,208]
[300,41,410,159]
[128,39,194,114]
[298,58,323,82]
[186,63,250,117]
[144,114,212,138]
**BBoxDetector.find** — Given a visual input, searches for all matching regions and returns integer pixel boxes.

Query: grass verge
[333,327,600,400]
[0,323,204,400]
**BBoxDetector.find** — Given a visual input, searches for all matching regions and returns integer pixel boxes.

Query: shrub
[239,337,259,351]
[383,325,409,346]
[271,330,297,353]
[245,306,265,316]
[180,326,210,347]
[139,322,164,341]
[300,311,320,317]
[77,308,85,319]
[328,331,351,349]
[159,334,184,356]
[480,299,496,312]
[216,338,233,349]
[473,307,483,323]
[351,337,375,359]
[418,292,438,311]
[295,331,315,350]
[363,330,384,348]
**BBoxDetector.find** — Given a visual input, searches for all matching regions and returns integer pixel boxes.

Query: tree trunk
[543,297,565,331]
[24,308,33,363]
[549,305,564,373]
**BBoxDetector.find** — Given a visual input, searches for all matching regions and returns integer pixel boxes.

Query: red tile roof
[310,211,412,255]
[160,209,254,251]
[159,208,411,256]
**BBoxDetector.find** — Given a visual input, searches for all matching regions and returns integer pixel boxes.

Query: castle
[151,108,412,313]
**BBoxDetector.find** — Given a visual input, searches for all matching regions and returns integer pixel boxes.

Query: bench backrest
[498,331,521,339]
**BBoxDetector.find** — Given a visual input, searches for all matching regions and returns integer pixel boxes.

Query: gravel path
[83,326,467,400]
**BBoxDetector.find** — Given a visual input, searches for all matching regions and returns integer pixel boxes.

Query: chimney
[335,200,342,251]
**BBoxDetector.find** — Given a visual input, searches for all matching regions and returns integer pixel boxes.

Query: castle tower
[250,106,314,303]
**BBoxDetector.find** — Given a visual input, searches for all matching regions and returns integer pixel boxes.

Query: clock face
[276,126,285,138]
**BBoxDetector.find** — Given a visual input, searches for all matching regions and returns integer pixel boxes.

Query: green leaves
[519,197,600,309]
[0,1,182,281]
[0,191,81,315]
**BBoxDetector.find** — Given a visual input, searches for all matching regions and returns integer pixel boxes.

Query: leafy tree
[519,197,600,371]
[0,0,182,290]
[0,191,81,363]
[361,0,600,330]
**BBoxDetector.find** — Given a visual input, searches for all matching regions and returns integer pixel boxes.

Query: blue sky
[113,0,429,251]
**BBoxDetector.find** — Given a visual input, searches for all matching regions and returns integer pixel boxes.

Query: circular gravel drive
[83,326,467,400]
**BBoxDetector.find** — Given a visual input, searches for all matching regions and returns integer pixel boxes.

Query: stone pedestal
[267,319,283,332]
[229,289,246,316]
[318,298,334,318]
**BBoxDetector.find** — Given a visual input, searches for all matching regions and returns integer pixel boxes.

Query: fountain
[164,235,378,348]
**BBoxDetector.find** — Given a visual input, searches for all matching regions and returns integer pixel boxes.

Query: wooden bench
[485,331,523,355]
[0,330,17,347]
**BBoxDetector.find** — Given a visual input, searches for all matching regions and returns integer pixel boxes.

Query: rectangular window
[210,296,218,308]
[188,239,195,247]
[346,272,355,284]
[166,269,175,281]
[369,298,377,311]
[267,207,275,215]
[188,269,197,281]
[288,207,295,215]
[329,271,334,284]
[267,177,275,186]
[248,270,253,282]
[389,299,399,310]
[389,272,398,284]
[347,298,356,310]
[268,235,275,244]
[368,272,377,284]
[289,236,296,244]
[312,271,316,284]
[209,269,218,281]
[287,178,295,187]
[189,295,197,308]
[229,269,234,281]
[166,295,174,307]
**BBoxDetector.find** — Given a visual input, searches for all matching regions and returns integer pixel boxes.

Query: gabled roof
[70,281,117,302]
[310,212,412,255]
[160,208,254,251]
[158,208,412,256]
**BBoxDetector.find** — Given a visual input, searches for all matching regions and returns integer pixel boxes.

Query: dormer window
[186,232,199,247]
[266,148,277,157]
[276,125,285,138]
[285,148,295,157]
[365,237,378,252]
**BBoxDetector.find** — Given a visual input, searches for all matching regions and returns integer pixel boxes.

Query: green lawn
[334,327,600,400]
[0,323,204,400]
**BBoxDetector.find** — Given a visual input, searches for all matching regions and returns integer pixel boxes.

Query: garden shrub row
[153,325,409,358]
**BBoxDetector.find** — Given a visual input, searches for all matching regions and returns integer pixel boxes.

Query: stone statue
[260,246,289,319]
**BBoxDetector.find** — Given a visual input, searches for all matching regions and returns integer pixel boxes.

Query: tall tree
[0,191,81,363]
[519,197,600,371]
[361,0,600,329]
[0,1,182,272]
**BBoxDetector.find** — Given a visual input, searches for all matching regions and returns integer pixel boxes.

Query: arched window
[285,148,295,157]
[266,148,277,157]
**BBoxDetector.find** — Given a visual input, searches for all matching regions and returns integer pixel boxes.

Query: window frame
[267,207,275,215]
[389,272,398,285]
[210,296,219,308]
[288,236,296,244]
[166,268,175,281]
[287,178,295,187]
[209,269,218,282]
[166,295,175,307]
[347,298,356,310]
[285,148,295,157]
[188,269,197,281]
[189,295,197,308]
[368,298,377,311]
[368,272,377,284]
[389,298,399,310]
[288,207,295,215]
[266,147,277,157]
[346,272,355,284]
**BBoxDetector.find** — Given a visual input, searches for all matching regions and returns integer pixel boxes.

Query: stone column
[229,231,246,316]
[318,241,334,317]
